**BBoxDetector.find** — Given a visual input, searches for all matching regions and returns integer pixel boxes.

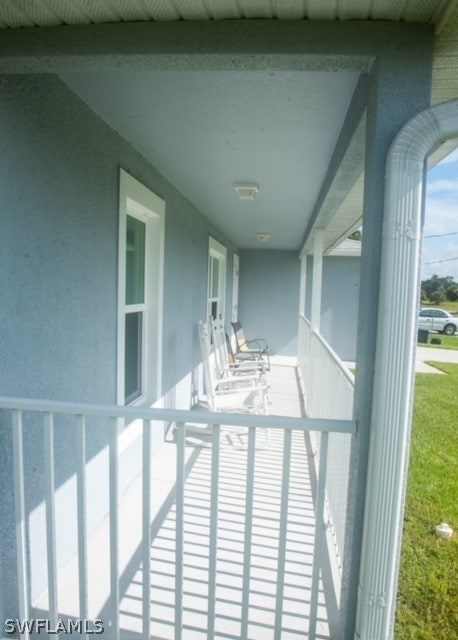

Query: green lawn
[420,334,458,350]
[394,363,458,639]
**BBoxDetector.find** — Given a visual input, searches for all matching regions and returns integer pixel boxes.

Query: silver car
[418,308,457,335]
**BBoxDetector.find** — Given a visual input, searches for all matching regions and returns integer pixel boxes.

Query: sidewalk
[416,344,458,374]
[343,343,458,375]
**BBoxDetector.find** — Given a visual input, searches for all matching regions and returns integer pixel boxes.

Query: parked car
[418,308,457,335]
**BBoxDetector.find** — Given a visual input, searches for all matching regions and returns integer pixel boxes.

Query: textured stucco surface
[305,255,361,362]
[0,73,235,615]
[238,250,300,357]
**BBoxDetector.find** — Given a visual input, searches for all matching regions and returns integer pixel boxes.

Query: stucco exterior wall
[321,256,360,362]
[304,255,361,362]
[0,73,235,614]
[238,250,300,357]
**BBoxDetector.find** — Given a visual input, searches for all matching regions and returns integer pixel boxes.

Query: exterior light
[234,182,259,200]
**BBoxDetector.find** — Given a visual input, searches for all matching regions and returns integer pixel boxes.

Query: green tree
[421,275,456,303]
[430,286,446,305]
[446,283,458,302]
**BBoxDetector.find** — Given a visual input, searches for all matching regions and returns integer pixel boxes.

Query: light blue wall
[0,73,235,614]
[238,250,300,357]
[305,255,361,362]
[322,257,360,362]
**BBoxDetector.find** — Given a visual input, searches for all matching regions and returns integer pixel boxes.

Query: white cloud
[424,197,458,236]
[421,237,458,281]
[426,178,458,195]
[421,152,458,280]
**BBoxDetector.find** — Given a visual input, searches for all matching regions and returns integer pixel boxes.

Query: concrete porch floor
[33,360,331,639]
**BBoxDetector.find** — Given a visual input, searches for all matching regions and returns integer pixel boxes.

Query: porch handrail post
[311,229,323,332]
[355,99,458,640]
[12,409,30,640]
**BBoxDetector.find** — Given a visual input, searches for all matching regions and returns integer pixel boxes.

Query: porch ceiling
[1,0,456,253]
[60,68,358,250]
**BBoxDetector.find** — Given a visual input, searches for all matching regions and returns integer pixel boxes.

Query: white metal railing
[1,396,355,640]
[297,314,355,596]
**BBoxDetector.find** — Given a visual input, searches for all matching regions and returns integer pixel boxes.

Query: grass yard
[422,334,458,350]
[394,362,458,639]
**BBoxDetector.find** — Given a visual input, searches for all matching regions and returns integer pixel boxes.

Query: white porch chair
[198,321,269,415]
[210,316,268,381]
[231,320,271,370]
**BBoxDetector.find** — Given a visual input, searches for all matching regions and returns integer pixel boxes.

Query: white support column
[299,254,307,317]
[355,100,458,640]
[311,229,323,332]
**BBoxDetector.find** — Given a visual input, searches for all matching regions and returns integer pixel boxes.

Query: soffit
[1,1,456,252]
[0,1,453,26]
[0,1,456,104]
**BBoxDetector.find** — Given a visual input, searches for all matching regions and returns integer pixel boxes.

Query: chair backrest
[210,316,230,374]
[232,321,248,352]
[198,321,217,409]
[225,333,237,365]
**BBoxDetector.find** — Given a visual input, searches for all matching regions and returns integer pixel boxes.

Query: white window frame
[118,169,165,406]
[207,237,227,321]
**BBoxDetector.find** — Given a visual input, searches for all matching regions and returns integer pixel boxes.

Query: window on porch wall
[207,237,227,321]
[118,169,165,407]
[125,214,146,403]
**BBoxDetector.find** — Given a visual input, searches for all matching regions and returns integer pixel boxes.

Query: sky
[422,147,458,282]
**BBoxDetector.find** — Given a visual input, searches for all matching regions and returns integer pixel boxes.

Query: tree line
[421,275,458,304]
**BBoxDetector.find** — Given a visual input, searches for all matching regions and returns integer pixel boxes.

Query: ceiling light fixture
[234,182,260,200]
[257,233,271,243]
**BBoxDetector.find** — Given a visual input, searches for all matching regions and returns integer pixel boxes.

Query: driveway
[416,345,458,374]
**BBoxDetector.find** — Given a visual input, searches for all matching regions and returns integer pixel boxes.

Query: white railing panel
[108,416,120,640]
[76,414,88,637]
[273,428,292,640]
[142,419,152,640]
[240,426,256,640]
[12,409,30,640]
[207,424,220,640]
[3,396,355,639]
[174,422,186,640]
[309,431,329,640]
[298,314,355,595]
[44,412,58,633]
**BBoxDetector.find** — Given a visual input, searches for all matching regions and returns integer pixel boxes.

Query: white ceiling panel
[1,0,456,250]
[61,68,358,249]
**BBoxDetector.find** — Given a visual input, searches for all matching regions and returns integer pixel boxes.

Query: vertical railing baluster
[175,422,186,640]
[12,409,30,640]
[207,424,220,640]
[44,412,58,635]
[274,428,292,640]
[241,426,256,639]
[76,414,88,639]
[309,430,329,640]
[109,417,120,640]
[142,419,152,639]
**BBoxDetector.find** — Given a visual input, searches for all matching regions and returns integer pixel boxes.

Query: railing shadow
[32,423,330,639]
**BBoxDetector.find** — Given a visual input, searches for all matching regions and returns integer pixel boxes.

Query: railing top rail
[300,313,312,328]
[0,396,356,435]
[299,313,355,387]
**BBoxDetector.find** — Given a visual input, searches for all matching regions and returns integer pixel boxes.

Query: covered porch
[1,7,458,640]
[6,352,355,640]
